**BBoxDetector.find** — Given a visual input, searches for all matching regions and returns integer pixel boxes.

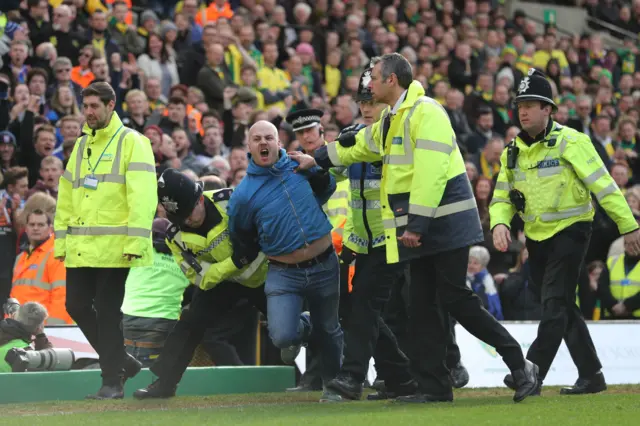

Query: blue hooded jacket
[227,149,336,257]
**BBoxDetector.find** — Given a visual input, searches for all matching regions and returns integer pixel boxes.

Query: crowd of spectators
[1,0,639,347]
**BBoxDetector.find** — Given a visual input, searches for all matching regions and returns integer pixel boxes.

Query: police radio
[507,144,519,170]
[166,224,203,274]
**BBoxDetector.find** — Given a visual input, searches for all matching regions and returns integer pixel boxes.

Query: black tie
[382,113,392,149]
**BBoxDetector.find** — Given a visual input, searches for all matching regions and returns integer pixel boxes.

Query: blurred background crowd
[0,0,639,367]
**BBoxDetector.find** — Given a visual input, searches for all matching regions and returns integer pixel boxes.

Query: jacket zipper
[279,176,310,246]
[360,163,374,249]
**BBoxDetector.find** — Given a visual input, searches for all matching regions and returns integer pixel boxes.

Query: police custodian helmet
[514,68,557,112]
[157,168,203,224]
[356,67,374,103]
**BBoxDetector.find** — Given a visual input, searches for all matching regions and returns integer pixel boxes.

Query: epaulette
[213,188,233,202]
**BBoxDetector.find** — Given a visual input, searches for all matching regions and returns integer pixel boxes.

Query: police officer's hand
[492,224,512,252]
[624,229,640,256]
[612,302,628,317]
[124,253,142,261]
[398,230,422,248]
[288,151,317,171]
[55,256,65,262]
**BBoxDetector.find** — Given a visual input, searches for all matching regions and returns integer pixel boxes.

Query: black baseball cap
[157,168,203,224]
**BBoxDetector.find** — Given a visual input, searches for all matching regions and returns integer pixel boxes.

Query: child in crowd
[467,246,504,320]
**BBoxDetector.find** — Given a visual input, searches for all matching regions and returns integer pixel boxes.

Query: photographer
[0,301,52,372]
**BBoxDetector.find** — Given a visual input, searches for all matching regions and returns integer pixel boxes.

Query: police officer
[492,69,640,395]
[54,82,157,399]
[134,168,269,399]
[310,53,538,403]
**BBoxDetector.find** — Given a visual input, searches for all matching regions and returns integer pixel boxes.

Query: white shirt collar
[390,90,408,115]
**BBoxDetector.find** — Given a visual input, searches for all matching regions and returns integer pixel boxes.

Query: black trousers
[526,222,602,380]
[409,246,524,395]
[150,282,267,385]
[340,247,412,386]
[384,266,462,371]
[66,267,129,385]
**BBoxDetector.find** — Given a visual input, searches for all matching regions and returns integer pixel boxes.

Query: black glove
[308,168,331,194]
[336,123,365,147]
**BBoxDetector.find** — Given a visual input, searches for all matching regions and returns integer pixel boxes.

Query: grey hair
[469,246,490,267]
[370,53,413,89]
[293,2,312,17]
[16,302,48,334]
[54,57,72,69]
[576,95,593,107]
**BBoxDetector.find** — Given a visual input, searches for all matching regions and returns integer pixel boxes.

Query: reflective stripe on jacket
[319,81,483,263]
[607,254,640,317]
[490,121,638,241]
[11,236,73,325]
[54,112,158,268]
[168,190,267,290]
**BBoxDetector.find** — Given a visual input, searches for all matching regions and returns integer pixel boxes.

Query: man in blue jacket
[227,121,343,401]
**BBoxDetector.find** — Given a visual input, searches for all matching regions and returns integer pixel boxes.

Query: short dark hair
[371,53,413,90]
[168,96,186,106]
[82,82,116,105]
[27,68,48,85]
[3,166,29,187]
[26,208,52,225]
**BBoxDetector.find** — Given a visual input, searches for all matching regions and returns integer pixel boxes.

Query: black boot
[510,360,540,403]
[560,372,607,395]
[504,370,542,396]
[367,379,418,401]
[124,354,143,382]
[133,379,177,400]
[86,381,124,400]
[326,374,364,400]
[450,362,470,389]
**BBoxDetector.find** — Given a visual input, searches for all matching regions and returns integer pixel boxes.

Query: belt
[269,245,334,269]
[124,338,164,349]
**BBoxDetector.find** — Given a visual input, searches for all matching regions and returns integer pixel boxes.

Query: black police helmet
[514,68,557,112]
[356,68,374,102]
[157,168,203,224]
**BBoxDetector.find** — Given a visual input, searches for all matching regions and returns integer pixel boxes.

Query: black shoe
[504,371,542,396]
[286,383,323,392]
[560,372,607,395]
[395,392,453,403]
[85,384,124,400]
[326,374,364,400]
[124,354,143,382]
[133,379,177,400]
[510,360,540,403]
[450,362,470,389]
[366,380,418,401]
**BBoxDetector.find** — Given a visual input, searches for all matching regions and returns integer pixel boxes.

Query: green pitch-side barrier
[0,366,295,404]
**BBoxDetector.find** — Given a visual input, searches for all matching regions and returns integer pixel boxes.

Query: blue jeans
[265,251,343,382]
[123,315,176,368]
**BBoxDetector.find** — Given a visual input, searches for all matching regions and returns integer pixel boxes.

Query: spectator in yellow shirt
[256,41,291,112]
[533,32,569,75]
[324,49,342,101]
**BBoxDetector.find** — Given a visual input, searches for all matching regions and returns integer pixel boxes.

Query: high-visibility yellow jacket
[168,189,267,290]
[324,177,350,236]
[490,121,638,241]
[607,254,640,317]
[317,81,484,264]
[54,113,157,268]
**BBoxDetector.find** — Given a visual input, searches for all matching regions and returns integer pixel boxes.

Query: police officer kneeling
[134,169,268,399]
[492,69,640,395]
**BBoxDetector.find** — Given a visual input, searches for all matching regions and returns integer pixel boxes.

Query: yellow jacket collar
[82,112,124,139]
[396,80,426,113]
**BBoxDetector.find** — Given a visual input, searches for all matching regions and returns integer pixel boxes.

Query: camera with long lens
[2,298,21,317]
[5,347,75,372]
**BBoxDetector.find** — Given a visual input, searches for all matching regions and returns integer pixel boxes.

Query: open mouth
[259,148,269,160]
